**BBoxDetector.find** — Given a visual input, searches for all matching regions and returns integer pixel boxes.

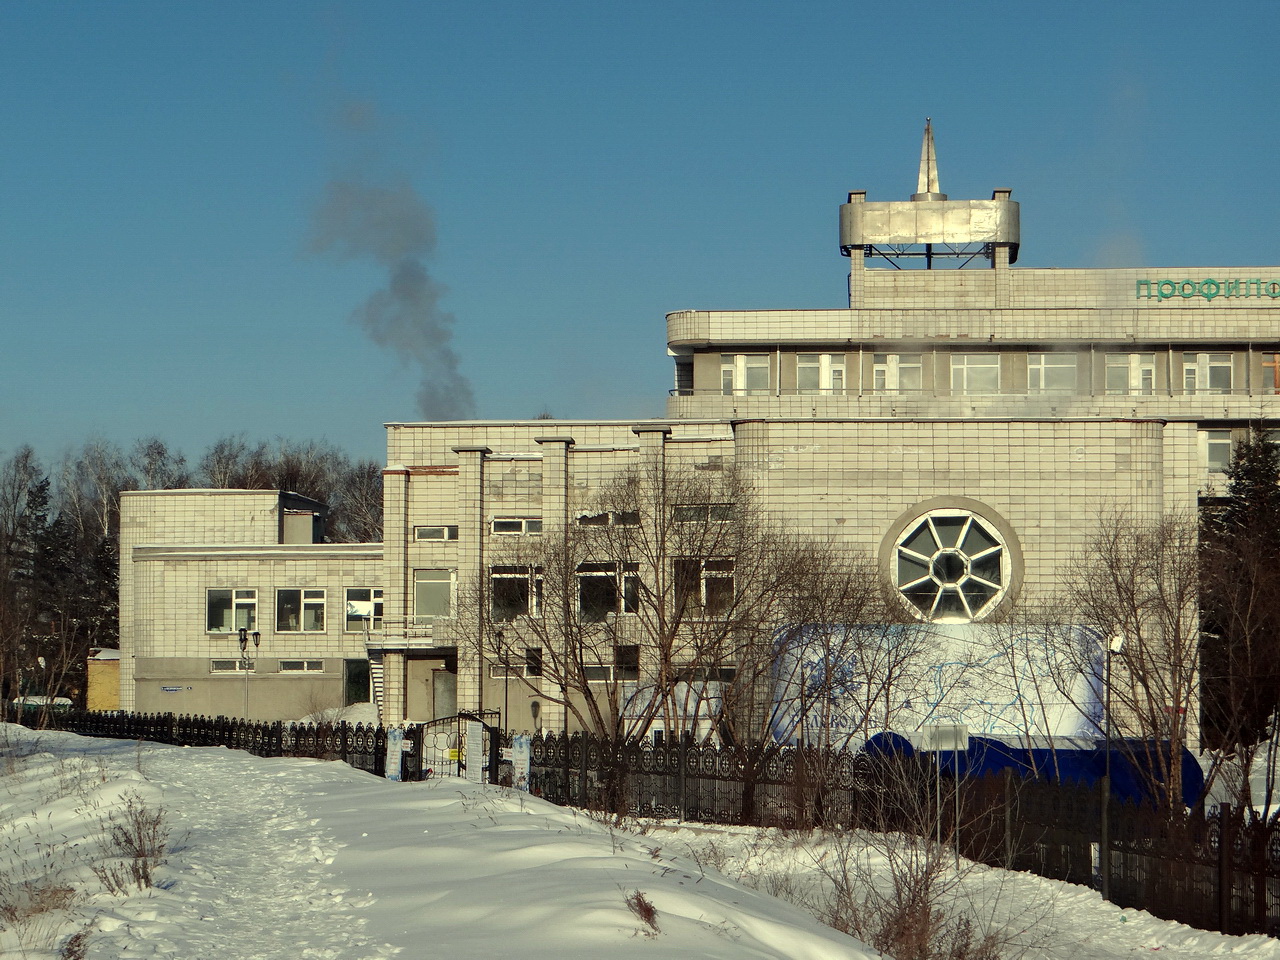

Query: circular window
[894,511,1008,622]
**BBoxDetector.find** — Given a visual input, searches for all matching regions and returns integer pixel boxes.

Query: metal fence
[4,706,426,780]
[11,709,1280,938]
[526,731,1280,938]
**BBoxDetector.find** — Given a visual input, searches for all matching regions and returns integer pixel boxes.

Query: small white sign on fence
[464,721,484,783]
[384,726,405,781]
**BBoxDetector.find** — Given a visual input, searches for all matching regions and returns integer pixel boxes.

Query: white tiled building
[119,490,382,719]
[119,125,1280,732]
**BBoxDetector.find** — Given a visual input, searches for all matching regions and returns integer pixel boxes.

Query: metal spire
[911,117,947,201]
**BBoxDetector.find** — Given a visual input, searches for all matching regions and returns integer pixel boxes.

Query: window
[678,664,737,683]
[894,511,1007,623]
[950,354,1000,395]
[576,510,640,527]
[491,566,543,620]
[210,659,249,673]
[1105,353,1155,396]
[721,354,770,396]
[414,569,453,622]
[672,503,733,523]
[674,558,734,618]
[674,360,693,396]
[207,589,256,633]
[872,354,923,394]
[796,354,846,395]
[344,588,383,632]
[1202,429,1233,473]
[525,647,543,677]
[276,589,325,632]
[1028,354,1077,394]
[584,665,614,683]
[1263,353,1280,394]
[1183,353,1233,395]
[414,525,459,541]
[491,517,542,535]
[279,660,324,673]
[615,644,640,681]
[577,562,640,622]
[490,662,526,679]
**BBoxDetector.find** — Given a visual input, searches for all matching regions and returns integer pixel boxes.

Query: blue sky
[2,1,1278,465]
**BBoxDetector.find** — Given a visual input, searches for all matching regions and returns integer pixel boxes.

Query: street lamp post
[496,628,509,733]
[238,627,261,721]
[1100,632,1124,901]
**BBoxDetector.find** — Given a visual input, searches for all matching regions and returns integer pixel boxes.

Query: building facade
[119,126,1280,739]
[119,489,382,719]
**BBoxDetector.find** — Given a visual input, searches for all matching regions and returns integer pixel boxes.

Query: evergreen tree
[1200,428,1280,755]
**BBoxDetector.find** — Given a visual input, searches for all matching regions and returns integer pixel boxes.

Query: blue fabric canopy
[863,731,1205,809]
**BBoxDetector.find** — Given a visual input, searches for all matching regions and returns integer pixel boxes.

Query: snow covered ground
[2,723,1279,960]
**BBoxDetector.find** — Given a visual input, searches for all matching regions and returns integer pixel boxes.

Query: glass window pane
[415,570,452,619]
[207,589,232,632]
[932,516,965,548]
[901,524,937,556]
[277,590,301,631]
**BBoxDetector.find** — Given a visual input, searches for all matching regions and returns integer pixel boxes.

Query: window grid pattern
[895,512,1007,622]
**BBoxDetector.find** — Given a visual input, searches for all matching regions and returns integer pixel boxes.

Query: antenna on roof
[911,117,947,201]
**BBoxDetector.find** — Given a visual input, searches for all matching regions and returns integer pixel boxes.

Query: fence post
[677,734,687,822]
[1219,804,1234,935]
[1003,767,1014,868]
[1100,774,1110,901]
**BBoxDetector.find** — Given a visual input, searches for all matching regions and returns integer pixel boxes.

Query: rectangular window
[490,565,543,620]
[1105,353,1155,396]
[1263,353,1280,395]
[950,354,1000,395]
[575,510,640,527]
[525,647,543,678]
[491,517,543,535]
[577,562,640,622]
[1183,353,1233,395]
[207,589,256,633]
[1027,354,1077,394]
[672,503,733,523]
[414,569,453,622]
[674,558,734,618]
[615,644,640,682]
[674,360,693,396]
[279,659,324,673]
[720,354,770,395]
[872,354,923,394]
[1202,429,1233,473]
[489,662,526,679]
[796,354,846,395]
[583,665,613,683]
[414,525,459,541]
[344,588,383,632]
[210,659,249,673]
[276,589,325,632]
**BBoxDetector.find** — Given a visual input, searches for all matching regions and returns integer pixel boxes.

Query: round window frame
[878,498,1022,624]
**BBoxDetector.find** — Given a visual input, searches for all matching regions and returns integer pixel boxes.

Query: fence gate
[416,711,501,783]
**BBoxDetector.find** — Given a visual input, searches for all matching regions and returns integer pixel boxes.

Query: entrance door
[405,657,457,721]
[432,669,456,719]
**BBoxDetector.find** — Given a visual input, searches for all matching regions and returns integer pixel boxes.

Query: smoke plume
[311,175,475,421]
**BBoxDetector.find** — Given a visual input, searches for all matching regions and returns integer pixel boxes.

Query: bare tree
[197,435,382,542]
[1056,513,1203,814]
[463,460,899,745]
